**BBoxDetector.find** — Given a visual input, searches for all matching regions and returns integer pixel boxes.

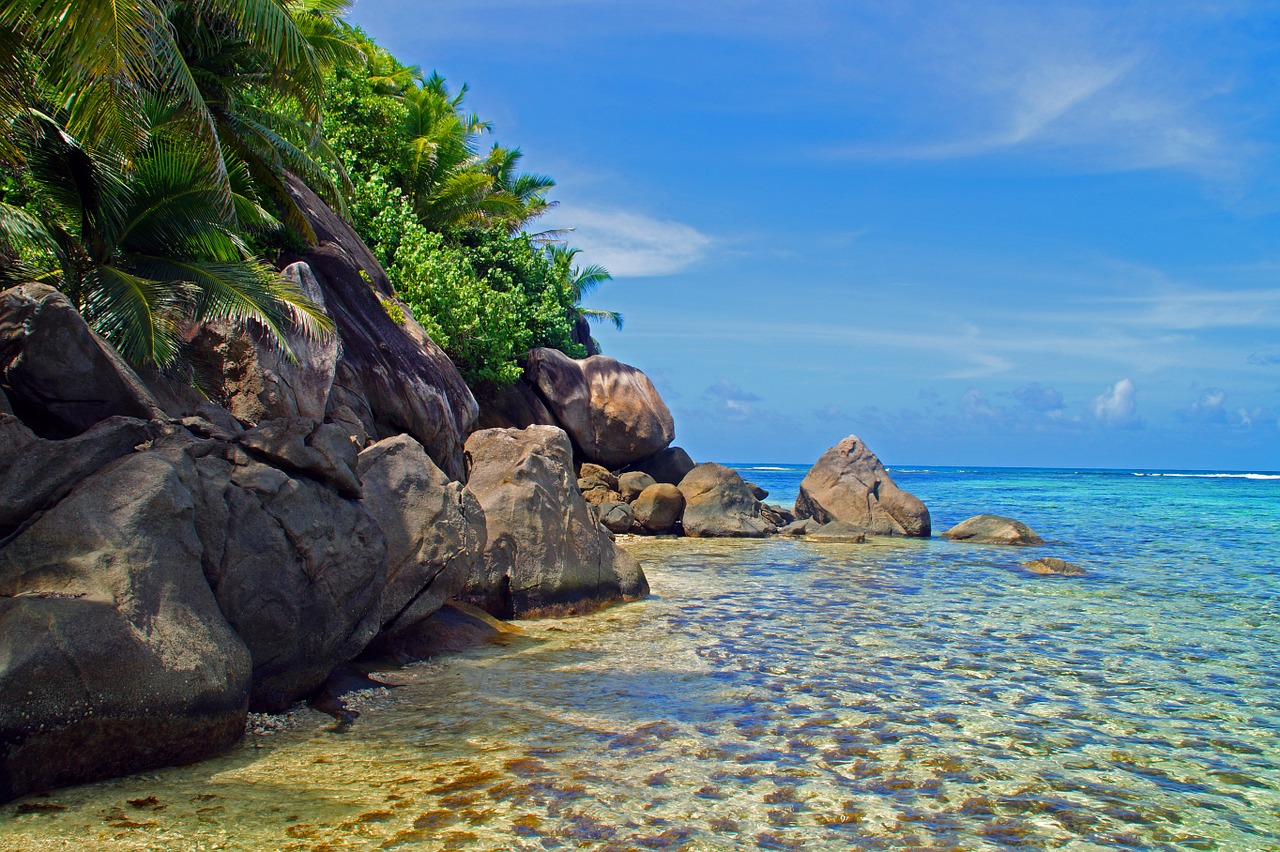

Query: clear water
[3,467,1279,850]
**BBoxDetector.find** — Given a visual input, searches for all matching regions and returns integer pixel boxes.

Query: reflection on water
[3,470,1280,850]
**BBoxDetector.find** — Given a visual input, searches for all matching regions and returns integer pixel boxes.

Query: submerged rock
[794,435,930,537]
[678,463,772,538]
[942,514,1044,546]
[524,347,675,468]
[461,426,648,618]
[806,521,868,543]
[1024,557,1087,576]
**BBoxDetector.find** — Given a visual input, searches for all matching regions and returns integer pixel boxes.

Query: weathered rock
[461,426,648,618]
[524,347,674,468]
[577,462,618,493]
[357,435,486,642]
[283,175,477,480]
[807,521,868,543]
[476,380,559,431]
[1024,557,1087,577]
[581,486,623,507]
[630,445,696,485]
[0,414,161,534]
[760,503,794,527]
[186,262,340,425]
[0,448,252,802]
[0,284,165,437]
[942,514,1044,546]
[618,471,657,503]
[597,501,635,534]
[631,483,685,534]
[236,417,360,498]
[193,442,387,713]
[745,481,769,501]
[678,463,772,538]
[794,436,930,537]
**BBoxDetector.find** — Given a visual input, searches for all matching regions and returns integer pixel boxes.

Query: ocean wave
[738,466,793,471]
[1134,472,1280,480]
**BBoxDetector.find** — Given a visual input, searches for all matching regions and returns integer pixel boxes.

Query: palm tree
[546,244,621,355]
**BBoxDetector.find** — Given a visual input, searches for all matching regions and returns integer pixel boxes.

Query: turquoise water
[2,466,1278,850]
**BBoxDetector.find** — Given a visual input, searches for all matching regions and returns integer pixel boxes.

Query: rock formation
[461,426,648,617]
[942,514,1044,546]
[523,347,675,468]
[678,463,773,538]
[1024,557,1086,576]
[794,435,930,537]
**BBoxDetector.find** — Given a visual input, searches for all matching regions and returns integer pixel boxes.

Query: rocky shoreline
[0,177,1073,804]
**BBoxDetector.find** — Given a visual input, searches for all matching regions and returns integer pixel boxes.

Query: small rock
[631,483,685,534]
[618,471,656,503]
[806,521,867,542]
[942,514,1044,546]
[1024,557,1087,577]
[778,519,818,536]
[598,501,635,534]
[745,481,769,500]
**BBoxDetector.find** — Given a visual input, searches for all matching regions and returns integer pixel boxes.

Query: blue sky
[348,0,1280,470]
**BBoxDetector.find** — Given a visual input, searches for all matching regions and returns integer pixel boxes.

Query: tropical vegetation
[0,0,619,389]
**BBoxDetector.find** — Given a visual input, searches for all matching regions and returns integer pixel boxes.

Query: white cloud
[1093,378,1142,428]
[543,207,711,277]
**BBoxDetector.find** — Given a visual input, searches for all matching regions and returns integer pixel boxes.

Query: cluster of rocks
[0,180,646,803]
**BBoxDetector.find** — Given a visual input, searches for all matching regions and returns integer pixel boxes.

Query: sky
[348,0,1280,470]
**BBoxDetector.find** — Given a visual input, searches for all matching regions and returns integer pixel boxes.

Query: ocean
[2,466,1278,850]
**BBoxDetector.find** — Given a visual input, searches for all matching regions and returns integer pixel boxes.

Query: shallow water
[2,468,1278,850]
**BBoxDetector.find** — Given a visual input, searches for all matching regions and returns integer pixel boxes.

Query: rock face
[237,417,361,498]
[283,174,477,479]
[1024,557,1086,576]
[0,446,252,802]
[187,262,340,425]
[461,426,648,617]
[524,347,675,468]
[0,284,165,436]
[942,514,1044,546]
[631,483,685,534]
[678,463,772,538]
[475,381,559,431]
[794,436,930,537]
[357,435,485,643]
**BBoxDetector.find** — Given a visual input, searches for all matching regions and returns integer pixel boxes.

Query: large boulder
[357,435,486,643]
[678,463,772,538]
[0,284,165,437]
[523,348,674,468]
[190,438,387,712]
[186,262,341,425]
[283,174,477,479]
[0,447,252,803]
[631,483,685,534]
[461,426,648,618]
[629,445,696,485]
[942,514,1044,546]
[794,436,930,537]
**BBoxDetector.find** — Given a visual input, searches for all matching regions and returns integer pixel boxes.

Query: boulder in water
[678,463,772,538]
[794,435,930,537]
[942,514,1044,546]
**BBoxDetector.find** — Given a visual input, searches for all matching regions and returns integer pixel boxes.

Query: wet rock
[631,483,685,534]
[806,521,868,543]
[0,284,165,437]
[378,601,520,662]
[629,445,696,485]
[1024,557,1086,576]
[0,449,252,803]
[942,514,1044,546]
[524,347,675,468]
[779,519,819,536]
[794,435,930,537]
[461,426,648,618]
[678,463,772,538]
[357,435,485,642]
[283,175,477,480]
[618,471,657,503]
